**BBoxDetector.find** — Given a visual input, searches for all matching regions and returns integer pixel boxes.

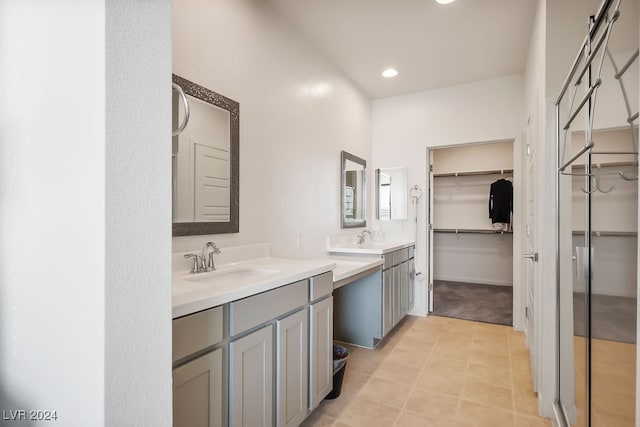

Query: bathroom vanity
[172,244,335,427]
[328,241,415,348]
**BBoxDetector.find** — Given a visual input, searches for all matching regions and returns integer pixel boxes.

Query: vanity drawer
[230,279,308,336]
[392,248,410,265]
[383,254,393,270]
[173,305,224,363]
[310,271,333,301]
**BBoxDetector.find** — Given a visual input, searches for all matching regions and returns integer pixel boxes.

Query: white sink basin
[181,267,281,283]
[327,241,413,255]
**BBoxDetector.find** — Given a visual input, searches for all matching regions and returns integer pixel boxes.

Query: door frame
[425,139,524,329]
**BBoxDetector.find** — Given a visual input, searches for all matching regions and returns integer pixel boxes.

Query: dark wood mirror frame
[172,74,239,236]
[341,150,367,229]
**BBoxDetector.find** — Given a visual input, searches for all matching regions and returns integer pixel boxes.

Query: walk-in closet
[429,141,515,325]
[556,0,638,425]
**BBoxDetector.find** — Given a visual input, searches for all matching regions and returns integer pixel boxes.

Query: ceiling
[266,0,538,99]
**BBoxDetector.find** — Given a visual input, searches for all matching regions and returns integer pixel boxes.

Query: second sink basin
[182,266,281,283]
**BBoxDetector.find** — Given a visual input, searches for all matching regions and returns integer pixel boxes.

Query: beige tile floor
[302,315,552,427]
[572,336,636,427]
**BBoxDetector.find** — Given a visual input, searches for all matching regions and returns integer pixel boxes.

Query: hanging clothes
[489,179,513,224]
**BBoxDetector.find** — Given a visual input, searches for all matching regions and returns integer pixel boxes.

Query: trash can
[325,344,349,399]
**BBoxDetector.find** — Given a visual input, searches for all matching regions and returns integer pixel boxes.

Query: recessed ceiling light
[382,68,398,78]
[435,0,455,4]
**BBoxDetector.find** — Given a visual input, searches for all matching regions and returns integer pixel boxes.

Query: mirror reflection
[341,151,367,228]
[172,74,239,236]
[376,167,407,220]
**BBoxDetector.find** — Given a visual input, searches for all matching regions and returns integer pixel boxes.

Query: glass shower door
[555,2,638,425]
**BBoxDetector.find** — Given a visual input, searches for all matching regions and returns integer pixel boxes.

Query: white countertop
[172,256,335,319]
[329,256,384,285]
[327,240,414,255]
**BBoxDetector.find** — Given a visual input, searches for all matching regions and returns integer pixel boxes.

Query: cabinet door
[173,348,223,427]
[230,325,273,427]
[309,296,333,410]
[400,261,409,318]
[277,309,308,427]
[408,259,415,310]
[392,266,402,326]
[382,269,393,337]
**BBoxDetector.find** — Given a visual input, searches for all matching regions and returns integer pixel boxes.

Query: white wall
[0,2,106,423]
[105,1,172,425]
[372,74,525,315]
[434,234,514,287]
[432,140,514,174]
[0,1,172,425]
[172,0,372,258]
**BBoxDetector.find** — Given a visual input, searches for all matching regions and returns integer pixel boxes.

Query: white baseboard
[434,275,513,287]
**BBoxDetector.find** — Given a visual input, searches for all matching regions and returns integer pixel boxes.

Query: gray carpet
[573,292,637,344]
[432,280,513,326]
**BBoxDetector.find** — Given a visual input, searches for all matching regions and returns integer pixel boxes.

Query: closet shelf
[571,160,638,169]
[433,168,513,178]
[571,230,637,237]
[434,228,513,235]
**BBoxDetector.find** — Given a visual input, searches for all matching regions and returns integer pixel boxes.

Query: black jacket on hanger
[489,179,513,224]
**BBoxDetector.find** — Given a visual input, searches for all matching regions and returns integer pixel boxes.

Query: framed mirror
[376,167,408,220]
[341,151,367,228]
[172,74,239,236]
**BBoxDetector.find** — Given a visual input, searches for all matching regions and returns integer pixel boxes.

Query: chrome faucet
[357,229,371,245]
[184,253,201,273]
[183,242,222,274]
[201,241,222,272]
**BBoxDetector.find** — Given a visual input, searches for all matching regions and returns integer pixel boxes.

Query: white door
[522,113,538,389]
[427,149,435,312]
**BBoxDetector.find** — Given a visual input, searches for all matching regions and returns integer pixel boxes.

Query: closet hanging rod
[433,169,513,178]
[434,228,513,235]
[559,142,594,172]
[555,0,615,105]
[572,230,637,237]
[563,79,602,130]
[614,49,639,79]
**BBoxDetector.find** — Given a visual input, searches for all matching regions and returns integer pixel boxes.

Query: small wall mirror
[172,74,239,236]
[376,167,408,220]
[341,151,367,228]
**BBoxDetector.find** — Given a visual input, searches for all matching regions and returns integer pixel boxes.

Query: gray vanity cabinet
[173,348,223,427]
[408,259,415,310]
[309,295,333,410]
[174,272,334,427]
[172,305,225,427]
[400,261,409,319]
[276,309,309,427]
[229,325,274,427]
[380,245,415,334]
[382,268,393,336]
[392,265,403,327]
